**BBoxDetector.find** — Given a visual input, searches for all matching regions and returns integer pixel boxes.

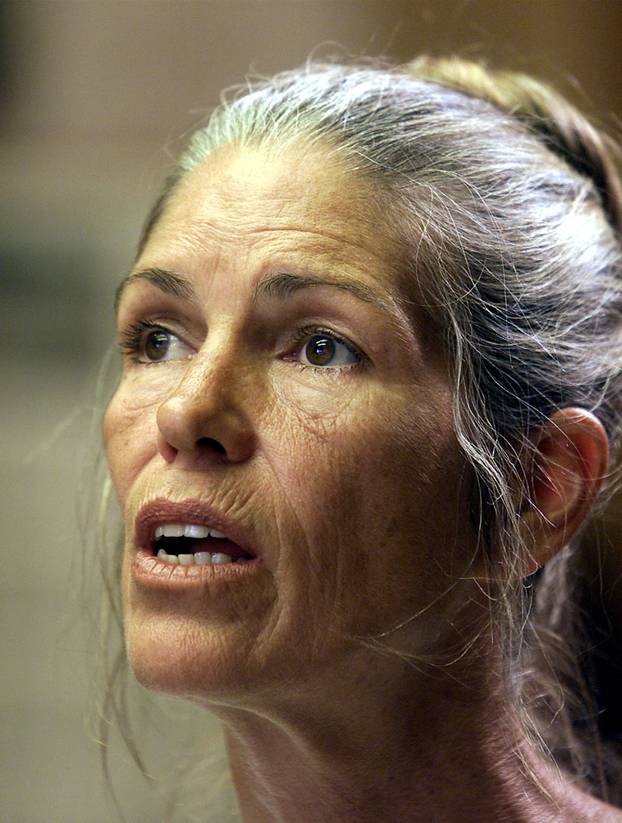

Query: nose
[156,357,257,466]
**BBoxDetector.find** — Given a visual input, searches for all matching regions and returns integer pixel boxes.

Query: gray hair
[123,58,622,805]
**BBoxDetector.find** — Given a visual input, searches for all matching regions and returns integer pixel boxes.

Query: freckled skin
[103,144,622,823]
[104,144,477,702]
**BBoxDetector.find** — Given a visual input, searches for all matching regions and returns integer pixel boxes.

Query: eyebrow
[114,267,411,338]
[251,270,392,310]
[114,267,196,314]
[116,265,394,309]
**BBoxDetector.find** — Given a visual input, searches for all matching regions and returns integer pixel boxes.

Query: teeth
[155,524,184,538]
[184,524,210,539]
[211,553,232,564]
[178,554,194,565]
[194,552,212,565]
[154,523,227,539]
[155,549,236,565]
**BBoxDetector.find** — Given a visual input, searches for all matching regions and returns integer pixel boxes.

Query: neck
[209,646,594,823]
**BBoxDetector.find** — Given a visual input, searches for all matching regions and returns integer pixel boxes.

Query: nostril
[196,437,227,455]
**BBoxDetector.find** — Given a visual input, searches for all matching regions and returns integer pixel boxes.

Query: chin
[123,603,361,710]
[120,556,286,701]
[125,613,252,701]
[122,606,307,706]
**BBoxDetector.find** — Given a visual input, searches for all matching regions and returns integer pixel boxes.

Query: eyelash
[119,319,168,363]
[118,320,367,371]
[288,325,366,372]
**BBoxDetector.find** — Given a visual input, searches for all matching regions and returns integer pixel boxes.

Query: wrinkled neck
[211,646,579,823]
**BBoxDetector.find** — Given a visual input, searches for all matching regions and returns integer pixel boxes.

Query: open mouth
[150,524,255,566]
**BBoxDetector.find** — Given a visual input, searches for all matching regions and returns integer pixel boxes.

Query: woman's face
[105,143,476,703]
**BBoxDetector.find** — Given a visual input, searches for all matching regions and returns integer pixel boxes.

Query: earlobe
[518,408,609,575]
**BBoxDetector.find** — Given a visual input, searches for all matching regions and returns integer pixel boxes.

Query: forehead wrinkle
[227,222,421,347]
[244,224,389,266]
[124,151,429,357]
[124,220,422,355]
[150,210,399,285]
[172,212,384,256]
[164,174,385,250]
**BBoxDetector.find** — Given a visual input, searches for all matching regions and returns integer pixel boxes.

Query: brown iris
[144,330,171,361]
[305,335,336,366]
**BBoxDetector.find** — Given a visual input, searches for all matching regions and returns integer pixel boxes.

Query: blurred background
[2,1,621,821]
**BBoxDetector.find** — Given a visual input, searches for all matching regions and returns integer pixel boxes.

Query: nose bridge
[156,328,258,464]
[179,335,246,411]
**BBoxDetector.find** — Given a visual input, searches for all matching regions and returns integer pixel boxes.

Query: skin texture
[105,144,620,822]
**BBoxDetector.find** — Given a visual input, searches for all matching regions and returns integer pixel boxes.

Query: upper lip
[134,498,258,557]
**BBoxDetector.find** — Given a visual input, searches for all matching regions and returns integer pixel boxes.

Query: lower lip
[132,549,264,591]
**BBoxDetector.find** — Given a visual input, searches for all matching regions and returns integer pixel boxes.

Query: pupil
[306,336,335,366]
[145,330,170,361]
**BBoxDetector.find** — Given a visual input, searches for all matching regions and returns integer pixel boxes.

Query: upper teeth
[154,524,227,539]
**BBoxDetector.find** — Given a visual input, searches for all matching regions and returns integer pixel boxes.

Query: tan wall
[4,0,622,139]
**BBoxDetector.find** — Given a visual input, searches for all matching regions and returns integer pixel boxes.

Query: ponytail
[406,55,622,232]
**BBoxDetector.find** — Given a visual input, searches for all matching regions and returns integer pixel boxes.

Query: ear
[519,407,609,576]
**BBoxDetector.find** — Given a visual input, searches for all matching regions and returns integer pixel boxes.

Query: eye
[297,330,363,368]
[120,321,193,364]
[143,329,175,362]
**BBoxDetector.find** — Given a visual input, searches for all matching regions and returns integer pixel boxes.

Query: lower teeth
[156,548,246,565]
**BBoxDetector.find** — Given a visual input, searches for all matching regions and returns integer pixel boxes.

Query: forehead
[140,142,403,281]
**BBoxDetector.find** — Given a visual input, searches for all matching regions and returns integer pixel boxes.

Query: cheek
[104,381,162,505]
[263,379,468,624]
[271,378,454,515]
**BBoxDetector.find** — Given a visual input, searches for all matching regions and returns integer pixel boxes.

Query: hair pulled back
[130,57,622,802]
